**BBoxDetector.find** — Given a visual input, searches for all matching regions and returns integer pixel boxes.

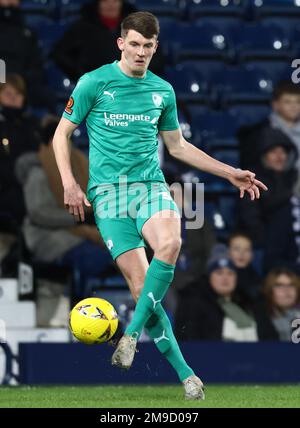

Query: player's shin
[125,257,175,337]
[145,304,194,382]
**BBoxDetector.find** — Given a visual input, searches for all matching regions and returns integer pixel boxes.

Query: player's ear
[153,40,159,53]
[117,37,124,51]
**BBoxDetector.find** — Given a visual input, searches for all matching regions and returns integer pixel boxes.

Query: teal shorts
[88,181,180,260]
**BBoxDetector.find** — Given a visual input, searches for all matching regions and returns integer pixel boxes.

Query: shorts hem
[113,244,147,261]
[137,206,180,237]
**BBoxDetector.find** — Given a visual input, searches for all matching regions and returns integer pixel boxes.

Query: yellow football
[69,297,118,345]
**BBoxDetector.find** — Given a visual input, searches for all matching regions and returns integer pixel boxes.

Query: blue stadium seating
[172,22,232,62]
[252,0,300,18]
[59,0,90,19]
[190,110,241,143]
[227,104,270,126]
[187,0,247,19]
[33,22,67,57]
[229,22,292,61]
[212,65,274,105]
[129,0,179,17]
[243,60,292,84]
[178,59,225,80]
[45,62,75,100]
[21,0,56,16]
[261,17,300,39]
[24,14,54,31]
[165,64,210,104]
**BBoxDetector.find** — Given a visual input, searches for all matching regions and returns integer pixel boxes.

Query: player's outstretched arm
[53,117,91,221]
[160,128,268,200]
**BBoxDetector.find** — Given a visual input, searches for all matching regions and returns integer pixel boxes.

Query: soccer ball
[69,297,118,345]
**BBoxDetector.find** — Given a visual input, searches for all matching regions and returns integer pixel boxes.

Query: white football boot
[183,375,205,400]
[111,334,138,370]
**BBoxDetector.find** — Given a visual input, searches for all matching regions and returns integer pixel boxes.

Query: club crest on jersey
[152,93,163,108]
[65,96,74,115]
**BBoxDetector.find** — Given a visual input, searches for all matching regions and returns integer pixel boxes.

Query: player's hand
[64,182,91,222]
[228,168,268,200]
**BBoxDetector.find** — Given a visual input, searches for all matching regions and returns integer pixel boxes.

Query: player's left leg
[113,246,204,399]
[124,211,181,338]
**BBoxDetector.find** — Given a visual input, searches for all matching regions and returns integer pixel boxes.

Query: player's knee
[156,236,182,259]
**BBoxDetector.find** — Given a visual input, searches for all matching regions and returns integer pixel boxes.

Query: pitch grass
[0,385,300,408]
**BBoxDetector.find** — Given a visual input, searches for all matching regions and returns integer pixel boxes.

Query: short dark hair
[272,80,300,101]
[121,11,160,39]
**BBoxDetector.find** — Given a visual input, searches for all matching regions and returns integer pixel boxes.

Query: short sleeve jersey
[62,60,180,193]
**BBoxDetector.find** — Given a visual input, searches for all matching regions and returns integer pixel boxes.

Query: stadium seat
[210,148,240,168]
[172,22,233,63]
[128,0,179,17]
[59,0,90,19]
[186,0,247,19]
[230,22,293,62]
[243,60,292,84]
[45,62,75,101]
[21,0,56,16]
[189,110,241,145]
[261,17,300,39]
[212,65,274,105]
[33,22,67,57]
[252,0,300,18]
[227,104,270,126]
[24,14,54,31]
[164,64,210,104]
[71,124,89,150]
[194,16,243,34]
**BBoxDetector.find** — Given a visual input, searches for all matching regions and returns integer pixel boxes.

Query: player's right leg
[113,247,205,400]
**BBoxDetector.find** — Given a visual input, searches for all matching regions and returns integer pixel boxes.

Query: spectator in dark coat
[228,232,261,301]
[0,74,40,225]
[238,81,300,173]
[175,253,278,341]
[0,0,54,110]
[52,0,166,82]
[239,127,298,248]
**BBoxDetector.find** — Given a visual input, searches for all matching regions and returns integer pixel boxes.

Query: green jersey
[62,60,180,194]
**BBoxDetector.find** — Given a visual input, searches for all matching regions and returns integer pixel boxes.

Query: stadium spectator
[228,232,261,301]
[175,251,277,341]
[15,117,114,324]
[238,127,300,274]
[0,0,54,110]
[263,267,300,341]
[0,73,40,225]
[238,81,300,177]
[52,0,166,82]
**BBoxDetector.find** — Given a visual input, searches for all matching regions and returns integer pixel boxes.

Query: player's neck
[117,59,146,79]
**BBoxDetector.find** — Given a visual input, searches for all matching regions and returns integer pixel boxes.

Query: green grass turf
[0,385,299,408]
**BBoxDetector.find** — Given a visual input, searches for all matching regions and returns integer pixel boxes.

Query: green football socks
[145,304,194,382]
[125,257,175,337]
[125,257,194,381]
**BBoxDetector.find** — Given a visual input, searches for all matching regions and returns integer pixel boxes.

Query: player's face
[210,268,237,297]
[272,274,298,310]
[272,94,300,123]
[117,30,158,77]
[98,0,122,19]
[0,84,24,108]
[229,236,253,269]
[263,145,288,172]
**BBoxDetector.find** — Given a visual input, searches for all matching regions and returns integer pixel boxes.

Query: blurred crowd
[0,0,300,340]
